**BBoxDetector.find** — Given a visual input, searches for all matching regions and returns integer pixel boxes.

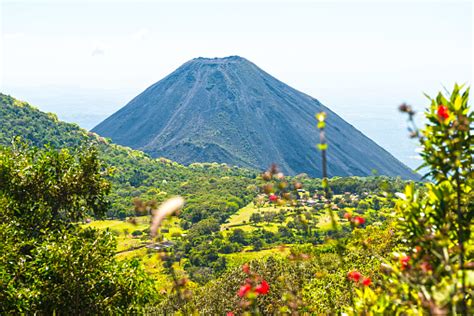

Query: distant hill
[93,56,416,179]
[0,93,90,148]
[0,93,257,220]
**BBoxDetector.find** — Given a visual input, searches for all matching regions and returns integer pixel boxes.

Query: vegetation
[0,93,257,223]
[0,84,471,314]
[349,84,473,314]
[0,144,155,314]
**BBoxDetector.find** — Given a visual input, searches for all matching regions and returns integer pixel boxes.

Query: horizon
[1,0,472,170]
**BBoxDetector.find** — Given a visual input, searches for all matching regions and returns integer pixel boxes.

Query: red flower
[227,313,234,316]
[400,255,410,270]
[353,216,365,226]
[420,261,432,273]
[362,277,372,286]
[343,212,352,220]
[242,263,250,274]
[238,283,252,297]
[347,270,362,282]
[255,280,270,295]
[269,194,278,202]
[437,105,449,120]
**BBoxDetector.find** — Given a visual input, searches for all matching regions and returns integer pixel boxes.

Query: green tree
[372,196,381,210]
[250,212,263,224]
[0,143,155,314]
[229,228,248,245]
[0,141,110,233]
[251,238,264,251]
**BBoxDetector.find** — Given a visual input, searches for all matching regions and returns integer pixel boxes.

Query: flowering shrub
[352,216,365,226]
[347,270,362,282]
[232,261,277,312]
[349,84,473,315]
[234,263,271,313]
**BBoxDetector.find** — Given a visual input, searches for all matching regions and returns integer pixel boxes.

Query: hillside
[93,56,416,179]
[0,93,257,221]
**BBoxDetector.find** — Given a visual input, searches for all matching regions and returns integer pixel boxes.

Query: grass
[222,223,281,235]
[222,203,292,227]
[116,236,144,252]
[225,246,290,268]
[222,202,319,235]
[83,216,149,232]
[83,216,184,251]
[316,210,342,232]
[117,247,173,289]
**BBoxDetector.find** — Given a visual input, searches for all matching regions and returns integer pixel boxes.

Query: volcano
[92,56,416,179]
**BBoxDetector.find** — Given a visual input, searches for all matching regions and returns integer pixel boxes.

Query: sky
[0,0,472,170]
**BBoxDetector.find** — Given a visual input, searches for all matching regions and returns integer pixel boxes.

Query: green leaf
[454,95,462,111]
[423,92,433,101]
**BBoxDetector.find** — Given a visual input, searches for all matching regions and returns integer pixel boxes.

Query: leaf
[423,92,433,101]
[454,95,462,111]
[405,182,414,197]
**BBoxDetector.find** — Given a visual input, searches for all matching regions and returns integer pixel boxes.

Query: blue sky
[0,0,472,169]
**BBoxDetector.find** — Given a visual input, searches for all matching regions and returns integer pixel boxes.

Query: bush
[131,229,144,237]
[0,143,156,314]
[350,84,473,314]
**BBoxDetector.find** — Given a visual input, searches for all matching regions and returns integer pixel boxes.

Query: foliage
[163,256,313,315]
[154,223,397,314]
[0,141,110,233]
[349,84,473,314]
[0,93,257,223]
[0,143,155,314]
[0,94,89,148]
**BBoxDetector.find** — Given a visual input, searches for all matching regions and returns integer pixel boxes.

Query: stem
[318,115,352,313]
[455,171,467,315]
[320,128,329,199]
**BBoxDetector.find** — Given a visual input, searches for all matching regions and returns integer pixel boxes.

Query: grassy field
[225,246,290,268]
[221,202,319,235]
[83,216,184,251]
[84,216,149,231]
[316,210,342,231]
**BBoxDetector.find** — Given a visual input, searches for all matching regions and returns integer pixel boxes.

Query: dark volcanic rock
[92,56,416,179]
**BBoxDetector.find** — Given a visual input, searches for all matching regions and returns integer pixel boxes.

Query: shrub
[131,229,144,237]
[349,84,473,314]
